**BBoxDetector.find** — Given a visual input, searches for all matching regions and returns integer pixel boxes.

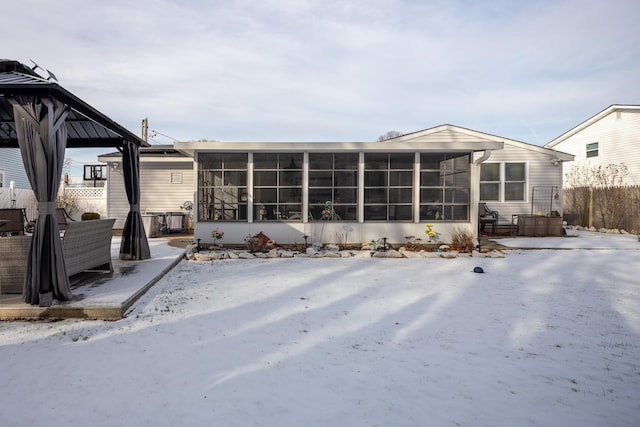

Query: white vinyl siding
[107,160,194,229]
[0,149,30,189]
[475,143,564,219]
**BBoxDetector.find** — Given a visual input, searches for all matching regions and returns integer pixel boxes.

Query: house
[0,148,29,190]
[98,145,194,231]
[0,148,32,211]
[99,125,573,245]
[545,105,640,186]
[161,124,571,245]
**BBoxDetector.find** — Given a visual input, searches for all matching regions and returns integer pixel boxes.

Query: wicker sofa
[0,218,116,294]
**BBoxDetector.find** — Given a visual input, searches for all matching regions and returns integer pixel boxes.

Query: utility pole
[141,117,148,142]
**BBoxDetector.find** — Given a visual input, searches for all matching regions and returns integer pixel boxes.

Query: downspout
[472,150,493,242]
[474,150,493,166]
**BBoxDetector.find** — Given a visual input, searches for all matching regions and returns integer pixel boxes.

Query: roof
[545,104,640,149]
[389,124,573,161]
[0,59,147,149]
[173,124,507,156]
[98,145,190,162]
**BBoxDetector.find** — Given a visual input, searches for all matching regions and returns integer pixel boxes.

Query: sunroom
[174,125,505,246]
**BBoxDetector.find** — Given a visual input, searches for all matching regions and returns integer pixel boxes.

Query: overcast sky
[4,0,640,175]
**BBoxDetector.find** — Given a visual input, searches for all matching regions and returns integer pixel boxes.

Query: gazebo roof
[0,59,147,149]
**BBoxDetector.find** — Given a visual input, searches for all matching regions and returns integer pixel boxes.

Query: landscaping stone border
[185,244,506,262]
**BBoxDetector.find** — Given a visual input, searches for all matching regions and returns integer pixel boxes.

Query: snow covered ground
[0,231,638,426]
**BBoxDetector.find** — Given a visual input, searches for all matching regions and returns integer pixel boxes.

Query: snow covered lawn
[1,232,639,426]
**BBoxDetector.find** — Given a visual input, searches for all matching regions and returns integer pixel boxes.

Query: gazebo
[0,59,150,306]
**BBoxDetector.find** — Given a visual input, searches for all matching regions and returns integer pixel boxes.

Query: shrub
[81,212,101,221]
[450,227,474,253]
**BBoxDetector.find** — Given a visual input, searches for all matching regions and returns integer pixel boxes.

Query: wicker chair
[56,208,74,231]
[0,208,26,236]
[0,236,30,293]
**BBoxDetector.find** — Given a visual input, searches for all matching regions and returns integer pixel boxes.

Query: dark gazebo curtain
[119,142,151,260]
[10,96,72,306]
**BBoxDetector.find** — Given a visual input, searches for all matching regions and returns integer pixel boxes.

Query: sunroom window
[420,153,470,220]
[198,153,248,221]
[364,153,414,221]
[253,153,303,221]
[308,153,358,220]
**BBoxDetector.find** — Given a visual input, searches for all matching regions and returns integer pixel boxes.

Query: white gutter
[474,149,493,165]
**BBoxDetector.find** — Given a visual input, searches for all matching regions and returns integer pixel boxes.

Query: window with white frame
[586,142,599,158]
[504,162,526,201]
[480,162,526,202]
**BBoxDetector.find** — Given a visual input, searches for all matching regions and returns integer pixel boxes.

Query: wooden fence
[563,186,640,233]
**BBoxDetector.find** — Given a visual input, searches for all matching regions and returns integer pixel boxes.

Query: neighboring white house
[0,148,29,189]
[545,104,640,186]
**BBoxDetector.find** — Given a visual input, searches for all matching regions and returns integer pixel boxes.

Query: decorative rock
[439,244,451,252]
[485,250,505,258]
[472,250,487,258]
[438,252,457,259]
[339,250,352,258]
[280,250,295,258]
[325,244,340,252]
[254,252,267,258]
[422,252,441,258]
[373,251,387,258]
[210,251,223,260]
[227,251,239,259]
[238,252,256,259]
[386,249,404,258]
[267,249,280,258]
[354,251,372,258]
[194,253,213,262]
[401,250,420,258]
[323,251,340,258]
[361,242,372,250]
[306,247,318,256]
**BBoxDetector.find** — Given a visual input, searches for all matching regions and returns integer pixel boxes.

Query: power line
[149,129,179,142]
